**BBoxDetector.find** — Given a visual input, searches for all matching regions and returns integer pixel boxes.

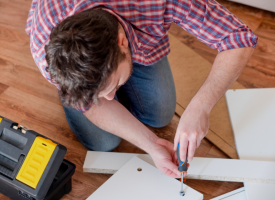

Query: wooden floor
[0,0,274,199]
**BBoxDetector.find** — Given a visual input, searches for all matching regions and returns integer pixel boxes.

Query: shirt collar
[102,8,138,57]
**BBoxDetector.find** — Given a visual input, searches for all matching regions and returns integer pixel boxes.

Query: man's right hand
[148,138,183,178]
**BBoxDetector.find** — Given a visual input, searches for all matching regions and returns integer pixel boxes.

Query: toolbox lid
[0,116,67,200]
[16,137,58,189]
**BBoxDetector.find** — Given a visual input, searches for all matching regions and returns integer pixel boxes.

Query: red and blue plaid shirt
[26,0,258,112]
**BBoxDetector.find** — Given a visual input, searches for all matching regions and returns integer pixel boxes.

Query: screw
[179,191,185,196]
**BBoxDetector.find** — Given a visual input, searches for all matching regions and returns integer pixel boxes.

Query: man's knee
[145,94,176,128]
[83,136,122,152]
[63,105,122,152]
[91,138,122,152]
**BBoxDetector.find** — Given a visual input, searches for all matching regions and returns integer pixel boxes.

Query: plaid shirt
[26,0,258,112]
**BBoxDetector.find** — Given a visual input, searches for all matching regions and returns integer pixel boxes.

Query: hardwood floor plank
[0,48,38,72]
[0,0,33,12]
[238,37,275,88]
[0,0,31,33]
[0,87,64,122]
[0,194,11,200]
[0,57,61,105]
[147,119,178,143]
[0,87,72,140]
[255,19,275,42]
[206,146,229,159]
[0,25,30,49]
[63,178,100,200]
[0,25,38,71]
[195,139,214,157]
[0,82,8,95]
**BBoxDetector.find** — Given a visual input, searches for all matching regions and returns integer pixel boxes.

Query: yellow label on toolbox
[0,117,2,123]
[16,136,57,189]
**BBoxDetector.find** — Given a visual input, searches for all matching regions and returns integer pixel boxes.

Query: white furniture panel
[84,151,275,184]
[86,156,203,200]
[83,151,154,173]
[226,88,275,200]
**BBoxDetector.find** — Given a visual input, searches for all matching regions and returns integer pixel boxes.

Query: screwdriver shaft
[180,173,183,192]
[179,173,185,196]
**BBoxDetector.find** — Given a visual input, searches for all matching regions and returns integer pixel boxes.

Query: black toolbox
[0,116,76,200]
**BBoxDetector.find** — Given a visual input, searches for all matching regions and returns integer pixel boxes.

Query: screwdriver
[176,143,188,196]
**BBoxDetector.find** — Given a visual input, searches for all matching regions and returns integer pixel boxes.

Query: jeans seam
[129,78,145,116]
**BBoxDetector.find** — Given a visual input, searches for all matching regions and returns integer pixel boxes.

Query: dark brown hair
[45,8,125,108]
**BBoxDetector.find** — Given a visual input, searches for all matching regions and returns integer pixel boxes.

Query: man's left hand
[149,138,183,178]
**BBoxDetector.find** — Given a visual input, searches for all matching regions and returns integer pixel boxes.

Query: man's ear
[117,24,128,53]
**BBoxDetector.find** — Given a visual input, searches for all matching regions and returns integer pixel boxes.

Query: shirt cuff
[217,29,258,52]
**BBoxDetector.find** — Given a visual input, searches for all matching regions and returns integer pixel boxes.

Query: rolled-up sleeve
[172,0,258,52]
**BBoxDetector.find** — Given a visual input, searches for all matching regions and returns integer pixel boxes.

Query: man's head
[45,8,133,108]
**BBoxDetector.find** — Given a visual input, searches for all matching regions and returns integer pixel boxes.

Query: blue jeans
[63,56,176,151]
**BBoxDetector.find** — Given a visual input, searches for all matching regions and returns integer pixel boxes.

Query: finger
[166,139,174,150]
[180,134,188,161]
[196,135,203,148]
[158,138,174,150]
[165,169,181,178]
[174,131,180,151]
[196,138,201,148]
[165,159,181,177]
[172,151,178,165]
[175,152,179,166]
[187,139,197,162]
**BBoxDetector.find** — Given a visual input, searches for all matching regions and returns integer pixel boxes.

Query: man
[26,0,257,178]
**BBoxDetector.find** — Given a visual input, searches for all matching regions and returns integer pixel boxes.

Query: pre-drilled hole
[137,168,142,172]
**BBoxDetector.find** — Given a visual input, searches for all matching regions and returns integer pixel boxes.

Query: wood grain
[254,19,275,42]
[0,83,8,95]
[0,59,60,105]
[0,0,31,33]
[0,24,39,70]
